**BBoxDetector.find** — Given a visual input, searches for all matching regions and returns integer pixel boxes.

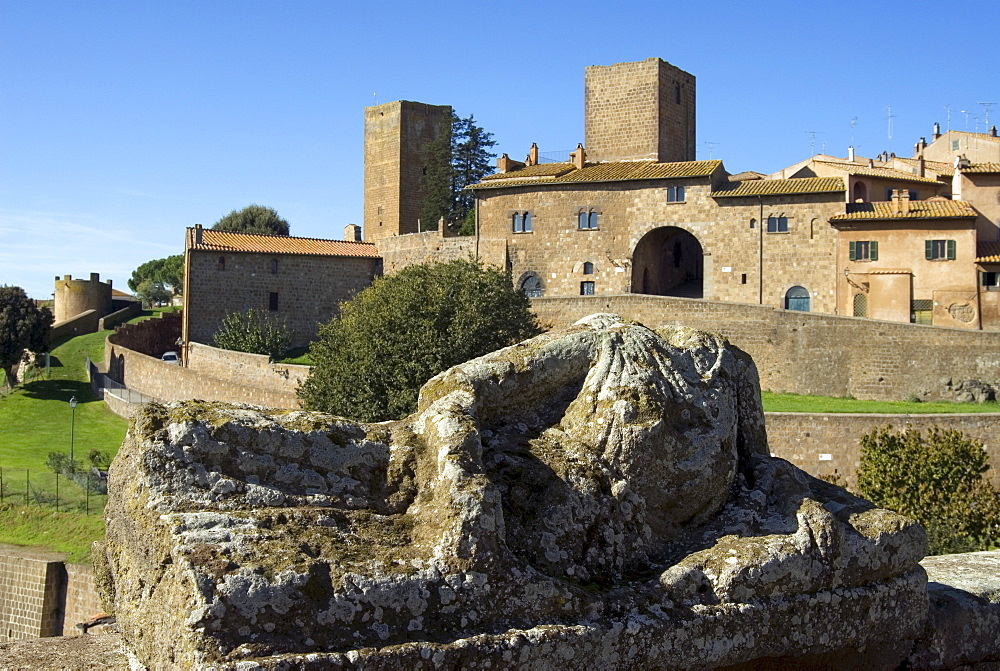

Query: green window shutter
[925,240,933,259]
[870,241,878,260]
[849,241,857,261]
[947,240,956,260]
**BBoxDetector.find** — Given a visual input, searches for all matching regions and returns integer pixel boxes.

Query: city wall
[531,294,1000,401]
[0,546,100,641]
[766,412,1000,491]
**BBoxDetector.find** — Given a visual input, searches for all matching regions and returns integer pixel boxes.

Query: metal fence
[0,466,107,515]
[86,356,157,405]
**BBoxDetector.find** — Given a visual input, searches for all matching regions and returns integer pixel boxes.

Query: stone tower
[584,57,696,163]
[363,100,452,243]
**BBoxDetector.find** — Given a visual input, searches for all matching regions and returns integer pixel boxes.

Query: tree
[213,308,292,361]
[420,113,496,234]
[128,255,184,295]
[212,204,290,236]
[856,426,1000,555]
[0,286,53,391]
[299,259,540,422]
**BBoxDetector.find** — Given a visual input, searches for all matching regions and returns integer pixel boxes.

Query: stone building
[454,57,1000,330]
[181,226,381,354]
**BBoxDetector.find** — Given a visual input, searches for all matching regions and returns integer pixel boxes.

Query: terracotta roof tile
[470,160,722,189]
[814,160,941,183]
[829,200,977,221]
[712,177,844,197]
[191,229,380,258]
[977,241,1000,263]
[962,163,1000,174]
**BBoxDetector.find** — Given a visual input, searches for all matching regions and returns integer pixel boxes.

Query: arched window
[582,261,594,275]
[784,286,810,312]
[519,274,543,298]
[853,293,867,317]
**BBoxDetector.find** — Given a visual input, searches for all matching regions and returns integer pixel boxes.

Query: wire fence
[0,466,108,515]
[86,356,157,405]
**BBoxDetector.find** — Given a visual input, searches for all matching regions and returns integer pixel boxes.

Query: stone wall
[105,338,303,409]
[49,310,100,343]
[184,250,379,349]
[0,548,65,640]
[766,412,1000,491]
[531,294,1000,401]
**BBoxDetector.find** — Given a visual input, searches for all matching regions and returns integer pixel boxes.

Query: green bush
[299,259,540,422]
[856,426,1000,555]
[213,309,292,361]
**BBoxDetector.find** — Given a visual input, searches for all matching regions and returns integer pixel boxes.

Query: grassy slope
[0,325,133,562]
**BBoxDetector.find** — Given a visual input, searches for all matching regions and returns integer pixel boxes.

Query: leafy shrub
[856,426,1000,555]
[213,309,291,361]
[299,259,540,422]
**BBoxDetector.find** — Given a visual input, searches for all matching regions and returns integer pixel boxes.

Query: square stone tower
[364,100,452,243]
[584,57,696,163]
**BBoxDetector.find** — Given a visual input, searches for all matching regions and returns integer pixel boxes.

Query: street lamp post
[68,396,77,472]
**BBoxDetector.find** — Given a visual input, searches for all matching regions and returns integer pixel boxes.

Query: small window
[268,292,279,311]
[853,293,868,317]
[271,259,278,274]
[580,281,595,295]
[767,216,788,233]
[667,185,685,202]
[520,274,543,298]
[982,271,1000,291]
[218,256,226,271]
[784,286,810,312]
[849,240,879,261]
[925,239,956,260]
[577,209,599,230]
[912,299,933,324]
[512,211,533,233]
[583,262,594,275]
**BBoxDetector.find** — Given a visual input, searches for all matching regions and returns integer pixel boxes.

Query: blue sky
[2,0,996,299]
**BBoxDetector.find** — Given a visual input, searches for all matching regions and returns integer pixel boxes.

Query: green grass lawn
[0,325,135,561]
[761,391,1000,414]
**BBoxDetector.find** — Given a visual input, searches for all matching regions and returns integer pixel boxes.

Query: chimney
[528,143,539,166]
[570,143,586,170]
[343,224,362,242]
[892,189,910,215]
[933,122,941,140]
[847,146,855,162]
[194,223,203,245]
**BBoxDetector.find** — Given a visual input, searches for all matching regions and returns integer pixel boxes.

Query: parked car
[161,351,180,365]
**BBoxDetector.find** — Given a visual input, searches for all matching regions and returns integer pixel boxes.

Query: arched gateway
[630,227,704,298]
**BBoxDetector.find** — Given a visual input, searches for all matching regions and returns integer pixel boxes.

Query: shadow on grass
[20,380,97,403]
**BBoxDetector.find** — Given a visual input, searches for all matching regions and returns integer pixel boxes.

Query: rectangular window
[766,216,788,233]
[580,281,595,295]
[667,186,685,202]
[848,240,878,261]
[982,271,1000,290]
[925,239,956,260]
[268,292,279,311]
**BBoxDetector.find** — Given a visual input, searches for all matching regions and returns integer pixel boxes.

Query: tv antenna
[980,102,996,127]
[886,106,896,154]
[703,141,720,159]
[805,130,824,155]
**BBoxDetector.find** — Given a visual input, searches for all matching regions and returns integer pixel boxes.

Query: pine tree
[420,113,496,234]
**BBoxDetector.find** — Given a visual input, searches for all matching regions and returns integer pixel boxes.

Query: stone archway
[630,227,704,298]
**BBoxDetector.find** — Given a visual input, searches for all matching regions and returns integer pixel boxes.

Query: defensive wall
[531,294,1000,402]
[0,545,102,641]
[105,315,305,409]
[766,412,1000,491]
[377,229,508,274]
